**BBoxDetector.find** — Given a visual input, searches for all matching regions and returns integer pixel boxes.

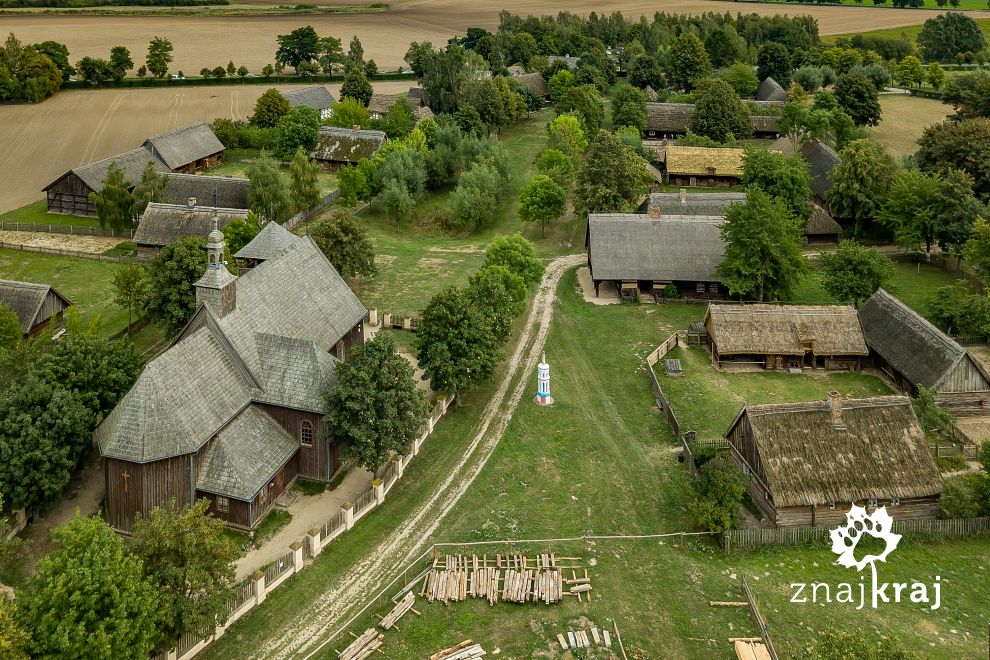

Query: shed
[801,140,841,206]
[282,85,336,120]
[704,303,868,371]
[645,102,695,137]
[44,148,169,216]
[755,76,787,102]
[134,202,249,257]
[142,123,225,173]
[687,321,708,347]
[859,288,990,393]
[0,279,73,337]
[310,127,386,169]
[805,205,842,244]
[665,146,744,187]
[586,213,725,299]
[367,93,407,119]
[726,393,942,527]
[163,173,249,210]
[407,86,426,107]
[512,72,549,99]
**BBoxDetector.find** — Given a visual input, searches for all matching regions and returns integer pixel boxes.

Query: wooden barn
[96,225,367,532]
[512,72,550,99]
[311,126,386,170]
[755,76,787,102]
[665,146,744,188]
[805,205,842,244]
[726,393,943,527]
[162,173,249,210]
[859,288,990,393]
[0,279,72,338]
[235,220,303,270]
[801,140,841,207]
[641,190,745,216]
[133,202,249,257]
[44,148,169,216]
[283,85,336,120]
[586,213,726,299]
[141,123,225,173]
[643,102,781,139]
[704,303,869,371]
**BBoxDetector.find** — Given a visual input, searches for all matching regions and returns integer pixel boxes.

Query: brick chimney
[679,188,687,205]
[828,391,845,431]
[649,206,661,220]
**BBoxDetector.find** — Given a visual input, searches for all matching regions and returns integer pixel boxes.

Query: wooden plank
[591,628,601,645]
[567,631,577,648]
[603,630,612,648]
[556,633,568,650]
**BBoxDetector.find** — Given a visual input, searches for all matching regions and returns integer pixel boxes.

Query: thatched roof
[801,140,841,201]
[311,126,386,164]
[506,65,526,76]
[547,55,579,69]
[769,136,795,156]
[134,203,249,248]
[0,280,72,333]
[49,148,169,193]
[407,86,425,106]
[644,85,659,101]
[512,72,550,98]
[367,93,407,116]
[728,395,942,508]
[859,288,987,389]
[756,76,787,102]
[282,85,336,111]
[415,106,435,124]
[163,173,249,210]
[235,220,303,262]
[646,191,745,217]
[666,146,744,177]
[142,123,224,171]
[587,214,725,282]
[806,205,842,237]
[705,303,868,356]
[646,103,695,133]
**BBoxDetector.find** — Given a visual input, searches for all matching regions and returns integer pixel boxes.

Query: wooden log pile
[430,640,486,660]
[338,629,383,660]
[419,553,589,606]
[379,591,419,630]
[557,627,611,650]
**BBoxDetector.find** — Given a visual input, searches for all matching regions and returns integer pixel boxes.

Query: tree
[466,267,516,343]
[927,62,946,91]
[347,34,365,67]
[828,139,898,229]
[876,168,943,254]
[610,83,647,132]
[0,599,28,660]
[309,207,376,277]
[132,159,166,213]
[225,60,236,77]
[719,62,759,97]
[109,45,132,81]
[964,217,990,281]
[288,146,321,212]
[666,33,711,91]
[628,54,663,91]
[556,84,605,135]
[792,65,825,93]
[382,96,416,138]
[536,147,575,187]
[547,69,575,102]
[18,515,158,658]
[819,240,894,305]
[276,25,320,71]
[112,263,147,332]
[221,212,261,256]
[404,41,433,78]
[519,174,566,237]
[211,66,227,79]
[34,39,73,79]
[927,282,990,336]
[340,65,373,106]
[705,24,745,68]
[918,11,987,62]
[421,44,468,115]
[742,148,812,222]
[251,88,290,128]
[895,55,925,88]
[689,78,752,143]
[326,97,371,129]
[575,130,652,214]
[75,56,111,85]
[448,164,502,230]
[145,36,173,78]
[546,113,587,160]
[246,152,293,224]
[238,65,249,78]
[757,42,791,85]
[378,180,415,225]
[917,119,990,198]
[835,72,882,126]
[89,161,135,231]
[912,385,955,435]
[453,105,484,137]
[0,304,19,351]
[143,236,207,335]
[717,189,808,302]
[689,455,745,533]
[416,285,502,394]
[131,499,238,644]
[324,333,426,471]
[338,162,372,205]
[274,105,321,159]
[482,233,544,287]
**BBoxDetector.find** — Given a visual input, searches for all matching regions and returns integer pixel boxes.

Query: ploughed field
[0,81,411,214]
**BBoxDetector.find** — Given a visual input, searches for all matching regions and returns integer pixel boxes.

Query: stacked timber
[379,591,417,630]
[338,629,383,660]
[420,553,583,606]
[430,640,486,660]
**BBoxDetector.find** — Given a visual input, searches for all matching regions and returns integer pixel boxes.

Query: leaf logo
[829,504,901,572]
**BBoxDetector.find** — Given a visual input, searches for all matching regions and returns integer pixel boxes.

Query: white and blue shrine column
[535,352,553,406]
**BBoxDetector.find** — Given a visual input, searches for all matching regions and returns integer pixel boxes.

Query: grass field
[829,15,990,41]
[204,267,990,660]
[871,94,952,157]
[0,200,101,229]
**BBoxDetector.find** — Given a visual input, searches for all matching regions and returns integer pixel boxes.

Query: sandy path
[0,230,125,253]
[251,254,584,660]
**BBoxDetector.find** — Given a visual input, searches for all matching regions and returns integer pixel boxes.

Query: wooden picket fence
[645,334,682,439]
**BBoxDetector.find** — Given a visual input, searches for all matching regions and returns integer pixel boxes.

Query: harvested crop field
[870,94,952,158]
[3,1,986,74]
[0,81,410,214]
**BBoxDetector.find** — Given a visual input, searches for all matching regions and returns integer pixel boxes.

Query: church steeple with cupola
[194,216,237,317]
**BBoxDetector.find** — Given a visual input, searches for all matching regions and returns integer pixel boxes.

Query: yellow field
[0,81,412,213]
[869,94,952,158]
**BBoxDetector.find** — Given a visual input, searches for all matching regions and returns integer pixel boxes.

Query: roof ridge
[73,147,163,172]
[146,122,208,141]
[746,395,910,416]
[872,288,963,355]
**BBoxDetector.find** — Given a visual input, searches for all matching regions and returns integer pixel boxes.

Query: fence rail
[0,240,134,262]
[354,487,377,515]
[0,220,134,238]
[265,550,295,586]
[645,333,682,440]
[741,575,780,660]
[284,190,339,230]
[321,510,346,542]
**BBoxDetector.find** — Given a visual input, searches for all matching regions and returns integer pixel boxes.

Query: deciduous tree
[309,207,376,277]
[518,174,566,237]
[274,105,321,159]
[109,45,132,81]
[251,88,290,128]
[918,11,987,62]
[535,147,575,187]
[288,146,322,211]
[876,168,942,254]
[917,118,990,198]
[610,83,647,131]
[221,212,261,256]
[689,78,752,143]
[689,455,745,533]
[757,42,791,85]
[340,65,373,106]
[835,71,882,126]
[89,161,135,231]
[575,129,651,213]
[546,113,587,160]
[666,33,711,91]
[145,36,173,78]
[742,148,812,222]
[143,236,207,335]
[246,152,293,223]
[132,159,166,213]
[0,304,20,350]
[819,240,894,305]
[827,139,898,229]
[112,263,147,331]
[482,233,544,287]
[276,25,320,71]
[555,84,604,134]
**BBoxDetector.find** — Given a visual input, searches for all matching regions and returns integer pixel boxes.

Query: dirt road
[248,253,584,659]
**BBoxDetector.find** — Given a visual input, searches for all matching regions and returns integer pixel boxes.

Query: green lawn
[0,200,101,229]
[828,17,990,42]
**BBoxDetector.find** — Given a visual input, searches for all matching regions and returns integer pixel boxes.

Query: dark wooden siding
[775,497,940,527]
[941,355,990,392]
[105,454,192,531]
[45,172,97,216]
[197,491,252,529]
[255,403,337,481]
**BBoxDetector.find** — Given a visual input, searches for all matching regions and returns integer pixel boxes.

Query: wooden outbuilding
[665,146,744,187]
[643,102,781,139]
[512,72,550,100]
[162,173,249,210]
[44,148,169,216]
[859,288,990,393]
[726,393,943,527]
[805,205,842,244]
[141,122,225,173]
[283,85,336,120]
[704,303,868,370]
[801,140,841,207]
[755,76,787,102]
[133,202,250,257]
[641,190,746,216]
[367,93,410,119]
[0,279,72,337]
[311,126,386,170]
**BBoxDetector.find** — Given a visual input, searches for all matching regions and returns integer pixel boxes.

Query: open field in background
[871,94,952,157]
[2,0,982,75]
[0,81,412,215]
[828,16,990,41]
[0,3,386,15]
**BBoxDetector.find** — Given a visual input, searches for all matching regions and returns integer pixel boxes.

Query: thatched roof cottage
[726,393,942,527]
[512,72,550,99]
[665,146,744,187]
[805,205,842,244]
[704,303,868,371]
[134,201,249,257]
[311,126,386,170]
[644,102,781,139]
[283,85,336,120]
[0,280,72,338]
[801,140,841,206]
